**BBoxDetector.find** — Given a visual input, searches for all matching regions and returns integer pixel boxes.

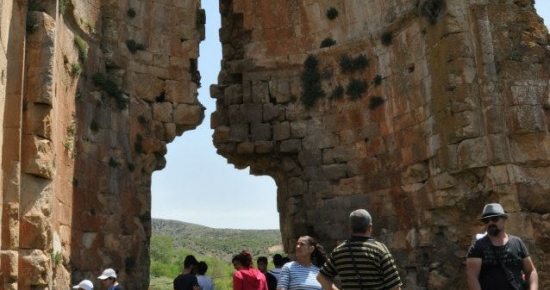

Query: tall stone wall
[0,0,204,288]
[212,0,550,289]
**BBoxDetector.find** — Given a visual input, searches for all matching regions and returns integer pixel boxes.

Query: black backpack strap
[347,240,363,290]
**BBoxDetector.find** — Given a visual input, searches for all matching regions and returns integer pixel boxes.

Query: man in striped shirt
[317,209,402,290]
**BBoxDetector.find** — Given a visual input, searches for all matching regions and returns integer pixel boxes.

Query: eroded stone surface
[212,1,550,289]
[0,0,204,288]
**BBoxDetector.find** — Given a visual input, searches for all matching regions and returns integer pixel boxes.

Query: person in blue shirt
[277,236,326,290]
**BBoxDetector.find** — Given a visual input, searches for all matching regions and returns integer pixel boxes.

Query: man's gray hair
[349,209,372,233]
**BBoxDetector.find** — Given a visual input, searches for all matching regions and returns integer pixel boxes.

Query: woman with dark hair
[232,250,268,290]
[277,236,327,290]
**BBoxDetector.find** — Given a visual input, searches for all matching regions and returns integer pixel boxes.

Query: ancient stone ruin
[1,0,549,289]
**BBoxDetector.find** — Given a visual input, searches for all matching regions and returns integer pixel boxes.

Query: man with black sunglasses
[466,203,538,290]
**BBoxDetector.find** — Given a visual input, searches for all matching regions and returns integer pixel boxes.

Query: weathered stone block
[280,139,302,153]
[273,122,290,141]
[508,105,545,134]
[229,124,249,142]
[321,164,348,180]
[237,141,254,154]
[255,141,274,153]
[322,147,354,164]
[290,121,307,138]
[152,102,173,123]
[263,103,283,122]
[251,122,271,141]
[452,110,482,142]
[224,84,243,105]
[456,137,488,169]
[269,79,291,103]
[251,80,269,104]
[22,136,54,179]
[173,104,203,126]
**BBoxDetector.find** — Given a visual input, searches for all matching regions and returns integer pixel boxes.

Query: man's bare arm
[316,273,339,290]
[466,257,482,290]
[523,257,538,290]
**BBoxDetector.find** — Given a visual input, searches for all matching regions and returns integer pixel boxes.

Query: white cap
[97,268,117,279]
[73,279,94,290]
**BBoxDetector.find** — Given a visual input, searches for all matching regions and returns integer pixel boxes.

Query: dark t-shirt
[264,272,277,290]
[173,273,199,290]
[467,235,529,290]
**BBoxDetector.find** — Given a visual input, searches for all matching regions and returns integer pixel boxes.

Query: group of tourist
[233,203,539,290]
[73,268,123,290]
[74,204,540,290]
[173,204,538,290]
[225,208,403,290]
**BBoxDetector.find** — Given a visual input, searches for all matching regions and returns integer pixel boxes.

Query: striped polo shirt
[277,261,322,290]
[319,236,402,290]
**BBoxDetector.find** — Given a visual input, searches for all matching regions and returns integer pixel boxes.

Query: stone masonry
[1,0,204,288]
[1,0,550,289]
[212,0,550,289]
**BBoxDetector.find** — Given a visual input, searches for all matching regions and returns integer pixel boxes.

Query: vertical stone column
[0,0,24,289]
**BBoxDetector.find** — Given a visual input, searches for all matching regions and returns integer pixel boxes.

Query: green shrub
[28,0,45,12]
[75,90,82,101]
[135,134,144,153]
[419,0,445,25]
[73,35,88,62]
[508,49,522,61]
[381,31,393,46]
[346,79,367,100]
[320,37,336,48]
[91,73,129,110]
[127,163,135,172]
[138,115,148,126]
[322,68,332,80]
[330,85,344,100]
[373,75,382,86]
[52,252,63,265]
[59,0,70,15]
[108,157,119,168]
[26,13,39,33]
[92,73,106,86]
[326,7,339,20]
[339,54,369,73]
[70,63,81,75]
[368,96,385,110]
[90,120,99,132]
[300,55,325,109]
[127,8,136,18]
[126,39,146,53]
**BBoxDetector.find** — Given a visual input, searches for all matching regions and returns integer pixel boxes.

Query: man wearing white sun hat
[97,268,123,290]
[73,279,94,290]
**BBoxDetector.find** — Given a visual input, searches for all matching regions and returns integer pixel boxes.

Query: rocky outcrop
[1,0,203,288]
[212,0,550,289]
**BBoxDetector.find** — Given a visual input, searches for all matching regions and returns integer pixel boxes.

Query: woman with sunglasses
[277,236,327,290]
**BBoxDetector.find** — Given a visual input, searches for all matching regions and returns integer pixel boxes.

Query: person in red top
[232,250,268,290]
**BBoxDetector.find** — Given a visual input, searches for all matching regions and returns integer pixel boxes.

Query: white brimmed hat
[73,279,93,290]
[97,268,117,279]
[480,203,509,219]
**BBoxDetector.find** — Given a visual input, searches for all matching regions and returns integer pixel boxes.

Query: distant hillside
[152,218,283,262]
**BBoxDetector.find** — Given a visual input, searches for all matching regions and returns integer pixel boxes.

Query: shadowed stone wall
[212,0,550,289]
[0,0,204,288]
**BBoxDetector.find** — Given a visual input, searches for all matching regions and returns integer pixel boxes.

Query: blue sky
[151,2,550,230]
